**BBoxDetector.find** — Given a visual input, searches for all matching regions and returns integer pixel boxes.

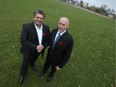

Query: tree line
[60,0,116,19]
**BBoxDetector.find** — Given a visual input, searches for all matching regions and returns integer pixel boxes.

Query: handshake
[36,45,44,52]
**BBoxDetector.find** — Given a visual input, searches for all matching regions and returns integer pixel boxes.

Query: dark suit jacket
[20,22,50,57]
[47,28,74,68]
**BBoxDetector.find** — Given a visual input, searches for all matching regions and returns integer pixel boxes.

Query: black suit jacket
[47,28,74,68]
[20,22,50,57]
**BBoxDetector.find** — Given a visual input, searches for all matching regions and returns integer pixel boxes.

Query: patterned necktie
[53,33,61,49]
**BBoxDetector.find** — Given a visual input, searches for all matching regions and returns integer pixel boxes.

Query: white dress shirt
[34,24,43,45]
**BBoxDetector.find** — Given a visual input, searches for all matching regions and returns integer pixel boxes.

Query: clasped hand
[55,66,61,70]
[36,45,44,52]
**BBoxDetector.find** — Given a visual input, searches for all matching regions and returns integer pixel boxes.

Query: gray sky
[76,0,116,11]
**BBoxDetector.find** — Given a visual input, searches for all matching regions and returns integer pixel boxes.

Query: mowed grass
[0,0,115,87]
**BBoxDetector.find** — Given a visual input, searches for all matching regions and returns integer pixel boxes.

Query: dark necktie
[53,33,61,49]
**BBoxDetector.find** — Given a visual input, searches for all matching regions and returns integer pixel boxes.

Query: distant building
[108,14,114,18]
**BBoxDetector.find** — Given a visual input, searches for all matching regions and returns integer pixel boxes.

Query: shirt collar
[34,23,43,30]
[57,30,66,36]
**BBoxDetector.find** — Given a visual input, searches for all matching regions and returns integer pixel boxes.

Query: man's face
[58,19,68,32]
[33,13,44,27]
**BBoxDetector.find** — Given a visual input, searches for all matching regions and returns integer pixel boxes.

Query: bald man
[38,17,74,82]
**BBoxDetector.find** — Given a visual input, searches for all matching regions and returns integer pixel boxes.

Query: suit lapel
[52,29,58,45]
[31,22,39,44]
[57,31,68,43]
[52,30,68,48]
[42,25,46,44]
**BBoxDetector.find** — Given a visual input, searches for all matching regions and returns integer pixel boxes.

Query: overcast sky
[75,0,116,11]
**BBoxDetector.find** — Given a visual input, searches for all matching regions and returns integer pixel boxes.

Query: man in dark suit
[38,17,74,83]
[19,10,50,84]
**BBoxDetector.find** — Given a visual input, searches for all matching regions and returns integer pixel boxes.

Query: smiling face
[33,13,44,27]
[58,17,69,32]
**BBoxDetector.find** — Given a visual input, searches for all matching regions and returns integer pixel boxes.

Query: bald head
[59,17,69,26]
[58,17,69,32]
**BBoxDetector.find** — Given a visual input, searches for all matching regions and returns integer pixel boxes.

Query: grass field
[0,0,115,87]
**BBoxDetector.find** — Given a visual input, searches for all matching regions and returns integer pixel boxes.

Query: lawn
[0,0,115,87]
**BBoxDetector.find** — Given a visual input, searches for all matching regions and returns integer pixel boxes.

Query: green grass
[0,0,115,87]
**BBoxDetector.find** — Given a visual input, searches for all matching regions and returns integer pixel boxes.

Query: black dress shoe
[47,76,52,83]
[38,71,46,77]
[19,76,24,84]
[30,66,38,71]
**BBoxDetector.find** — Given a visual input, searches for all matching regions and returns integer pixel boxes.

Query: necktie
[53,33,61,48]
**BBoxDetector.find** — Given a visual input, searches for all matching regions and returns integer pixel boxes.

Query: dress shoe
[19,76,24,84]
[47,76,52,83]
[30,66,38,71]
[38,71,46,77]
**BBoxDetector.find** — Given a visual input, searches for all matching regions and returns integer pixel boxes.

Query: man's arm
[58,37,74,69]
[20,24,37,51]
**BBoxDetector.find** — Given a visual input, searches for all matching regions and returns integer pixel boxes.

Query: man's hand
[36,45,44,52]
[55,66,61,70]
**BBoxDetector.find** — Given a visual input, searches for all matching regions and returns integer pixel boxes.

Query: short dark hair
[33,9,45,18]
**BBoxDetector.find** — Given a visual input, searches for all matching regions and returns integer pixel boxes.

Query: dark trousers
[20,52,40,77]
[43,56,57,77]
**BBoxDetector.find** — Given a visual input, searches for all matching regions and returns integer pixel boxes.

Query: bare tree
[80,0,84,7]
